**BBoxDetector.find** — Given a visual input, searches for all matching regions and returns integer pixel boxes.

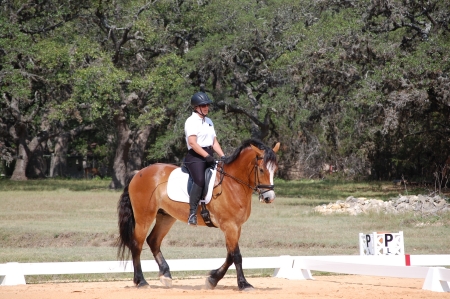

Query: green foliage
[1,0,449,182]
[70,138,90,157]
[73,63,126,108]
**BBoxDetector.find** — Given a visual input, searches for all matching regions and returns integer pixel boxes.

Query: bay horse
[117,139,280,290]
[84,167,103,179]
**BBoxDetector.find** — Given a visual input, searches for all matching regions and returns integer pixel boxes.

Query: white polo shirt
[185,112,216,150]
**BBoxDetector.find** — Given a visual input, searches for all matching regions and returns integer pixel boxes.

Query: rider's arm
[212,137,225,157]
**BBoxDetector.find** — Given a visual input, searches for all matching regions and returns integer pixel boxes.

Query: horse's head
[250,142,280,204]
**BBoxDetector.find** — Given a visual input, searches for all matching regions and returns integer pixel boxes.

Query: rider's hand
[205,154,215,164]
[220,155,227,162]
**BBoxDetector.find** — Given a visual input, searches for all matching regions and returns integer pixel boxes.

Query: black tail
[116,173,137,261]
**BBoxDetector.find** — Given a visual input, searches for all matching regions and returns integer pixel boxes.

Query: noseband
[215,156,274,197]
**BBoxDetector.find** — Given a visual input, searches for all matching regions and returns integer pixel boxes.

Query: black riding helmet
[190,92,212,108]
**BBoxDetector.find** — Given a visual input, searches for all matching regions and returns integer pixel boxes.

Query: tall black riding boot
[188,183,203,226]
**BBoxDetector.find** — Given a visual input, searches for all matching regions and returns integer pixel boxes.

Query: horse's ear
[250,144,264,157]
[273,142,280,153]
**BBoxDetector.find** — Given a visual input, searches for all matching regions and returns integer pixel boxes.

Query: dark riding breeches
[185,147,214,188]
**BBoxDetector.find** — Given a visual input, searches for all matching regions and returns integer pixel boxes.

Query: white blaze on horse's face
[260,161,276,204]
[251,143,279,204]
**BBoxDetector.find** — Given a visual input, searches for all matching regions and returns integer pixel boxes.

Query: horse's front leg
[206,225,253,291]
[206,250,233,289]
[232,245,254,291]
[206,245,253,291]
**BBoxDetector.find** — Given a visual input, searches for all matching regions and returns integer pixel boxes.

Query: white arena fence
[1,255,449,292]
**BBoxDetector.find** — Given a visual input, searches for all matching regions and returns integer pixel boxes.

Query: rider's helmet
[190,92,212,108]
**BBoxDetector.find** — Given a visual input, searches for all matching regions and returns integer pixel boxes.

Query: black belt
[188,146,213,156]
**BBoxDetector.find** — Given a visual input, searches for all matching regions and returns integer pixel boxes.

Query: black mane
[225,139,277,166]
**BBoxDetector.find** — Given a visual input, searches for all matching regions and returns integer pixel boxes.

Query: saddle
[166,162,217,227]
[180,163,214,199]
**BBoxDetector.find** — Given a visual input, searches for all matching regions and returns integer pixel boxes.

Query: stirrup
[188,214,197,226]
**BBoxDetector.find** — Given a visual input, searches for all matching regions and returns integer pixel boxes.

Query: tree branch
[96,1,160,64]
[216,101,263,127]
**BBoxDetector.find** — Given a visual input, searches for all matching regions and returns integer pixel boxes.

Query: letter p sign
[385,234,393,246]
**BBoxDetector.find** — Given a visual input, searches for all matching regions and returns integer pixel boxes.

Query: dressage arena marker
[1,255,449,292]
[359,231,405,255]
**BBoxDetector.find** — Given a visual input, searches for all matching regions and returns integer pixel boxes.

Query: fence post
[0,263,26,286]
[273,256,313,280]
[422,267,450,292]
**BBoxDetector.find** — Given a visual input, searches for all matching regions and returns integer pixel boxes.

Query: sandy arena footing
[1,275,449,299]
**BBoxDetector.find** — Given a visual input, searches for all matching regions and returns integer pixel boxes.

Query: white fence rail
[1,255,449,292]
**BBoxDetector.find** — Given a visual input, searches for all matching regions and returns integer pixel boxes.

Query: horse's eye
[259,168,264,174]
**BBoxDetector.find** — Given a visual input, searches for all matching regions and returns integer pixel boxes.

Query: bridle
[215,156,275,198]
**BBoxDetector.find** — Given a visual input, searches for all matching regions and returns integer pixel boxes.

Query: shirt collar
[192,111,205,120]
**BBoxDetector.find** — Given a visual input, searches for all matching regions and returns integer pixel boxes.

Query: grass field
[0,177,448,283]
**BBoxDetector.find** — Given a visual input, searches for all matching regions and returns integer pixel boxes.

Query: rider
[184,91,225,226]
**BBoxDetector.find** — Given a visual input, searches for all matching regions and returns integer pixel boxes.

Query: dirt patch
[1,276,448,299]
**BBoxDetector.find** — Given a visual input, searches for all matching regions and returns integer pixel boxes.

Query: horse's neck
[222,154,255,187]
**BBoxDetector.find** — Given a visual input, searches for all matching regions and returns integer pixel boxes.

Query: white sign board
[359,231,405,255]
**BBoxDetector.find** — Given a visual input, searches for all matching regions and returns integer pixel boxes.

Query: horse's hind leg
[131,219,155,288]
[147,209,177,288]
[118,180,155,288]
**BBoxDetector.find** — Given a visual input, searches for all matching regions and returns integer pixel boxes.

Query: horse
[84,167,103,179]
[117,139,280,291]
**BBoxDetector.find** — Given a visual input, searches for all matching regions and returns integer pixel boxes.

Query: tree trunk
[128,126,151,171]
[26,140,48,178]
[109,110,131,189]
[11,141,29,181]
[50,134,69,177]
[49,125,94,178]
[10,124,29,181]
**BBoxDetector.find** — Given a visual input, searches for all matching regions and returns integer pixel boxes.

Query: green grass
[274,178,433,202]
[0,176,435,198]
[0,178,448,283]
[0,177,111,191]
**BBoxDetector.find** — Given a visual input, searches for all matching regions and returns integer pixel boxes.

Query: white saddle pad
[167,167,216,204]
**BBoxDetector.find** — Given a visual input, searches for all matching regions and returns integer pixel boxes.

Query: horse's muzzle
[259,190,275,204]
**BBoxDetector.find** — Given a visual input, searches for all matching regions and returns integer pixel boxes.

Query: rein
[214,157,274,197]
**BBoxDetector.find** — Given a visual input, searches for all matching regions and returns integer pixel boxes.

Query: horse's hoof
[239,282,254,292]
[205,277,216,290]
[159,276,172,288]
[137,282,150,289]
